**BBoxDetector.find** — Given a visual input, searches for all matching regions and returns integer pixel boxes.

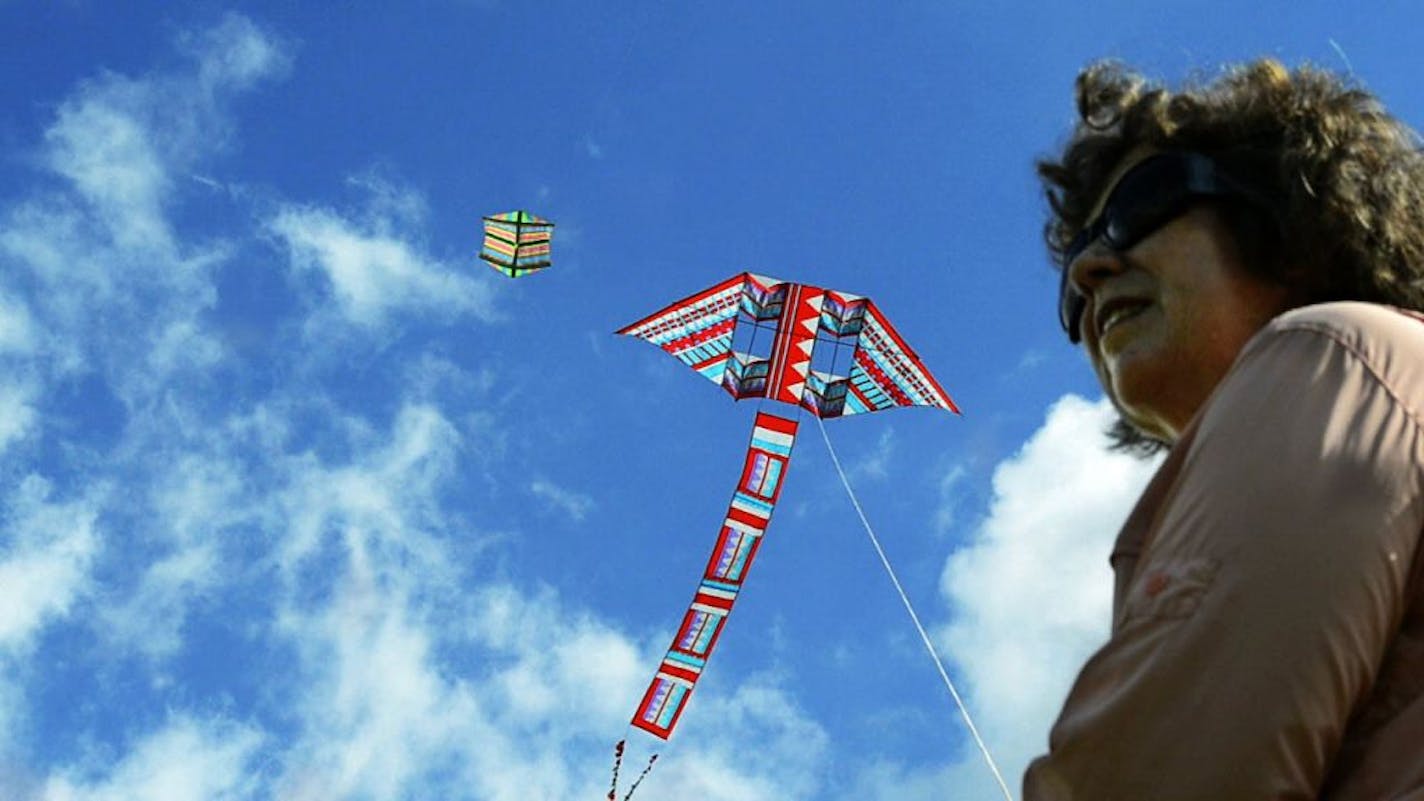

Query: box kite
[479,210,553,277]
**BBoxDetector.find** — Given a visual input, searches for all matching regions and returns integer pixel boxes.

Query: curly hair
[1038,59,1424,455]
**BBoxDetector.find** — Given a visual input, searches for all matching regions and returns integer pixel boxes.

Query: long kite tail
[621,753,658,801]
[605,739,659,801]
[606,739,624,801]
[628,410,800,740]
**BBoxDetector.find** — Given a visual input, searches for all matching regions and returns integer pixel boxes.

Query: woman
[1027,59,1424,799]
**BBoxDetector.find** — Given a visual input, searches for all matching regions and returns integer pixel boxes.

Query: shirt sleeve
[1024,309,1424,800]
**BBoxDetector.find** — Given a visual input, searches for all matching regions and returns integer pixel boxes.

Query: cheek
[1088,349,1114,395]
[1092,313,1183,414]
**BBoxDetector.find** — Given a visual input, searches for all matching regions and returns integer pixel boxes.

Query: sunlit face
[1067,151,1293,442]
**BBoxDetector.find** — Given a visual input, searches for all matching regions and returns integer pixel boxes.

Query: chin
[1108,369,1177,438]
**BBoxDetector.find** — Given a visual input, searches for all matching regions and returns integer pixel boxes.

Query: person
[1026,59,1424,799]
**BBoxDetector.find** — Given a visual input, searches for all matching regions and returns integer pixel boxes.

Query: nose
[1067,240,1126,298]
[1065,243,1126,342]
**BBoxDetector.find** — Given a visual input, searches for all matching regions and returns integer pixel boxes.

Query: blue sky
[3,3,1422,799]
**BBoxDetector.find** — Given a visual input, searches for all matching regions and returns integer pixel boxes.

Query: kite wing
[619,273,958,418]
[819,297,960,417]
[480,210,554,277]
[615,272,749,387]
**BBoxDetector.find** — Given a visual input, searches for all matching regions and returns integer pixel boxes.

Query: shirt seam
[1263,319,1424,446]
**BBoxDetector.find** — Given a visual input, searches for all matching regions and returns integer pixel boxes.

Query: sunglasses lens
[1102,158,1192,250]
[1060,283,1085,343]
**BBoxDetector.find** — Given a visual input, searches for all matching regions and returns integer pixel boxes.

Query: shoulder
[1235,302,1424,424]
[1190,301,1424,476]
[1262,301,1424,364]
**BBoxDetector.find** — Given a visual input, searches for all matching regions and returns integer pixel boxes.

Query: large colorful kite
[478,210,554,277]
[617,272,958,742]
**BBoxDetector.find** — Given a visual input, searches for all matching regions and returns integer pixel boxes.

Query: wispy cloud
[1015,349,1047,373]
[529,478,595,522]
[0,290,37,355]
[40,716,264,801]
[276,403,461,577]
[0,476,100,652]
[851,427,896,482]
[271,193,498,330]
[0,12,842,801]
[1,10,284,395]
[43,13,287,256]
[275,573,478,800]
[0,11,285,788]
[933,462,969,534]
[99,452,248,660]
[0,383,37,455]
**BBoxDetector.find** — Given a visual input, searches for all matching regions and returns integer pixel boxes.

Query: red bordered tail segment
[630,410,799,739]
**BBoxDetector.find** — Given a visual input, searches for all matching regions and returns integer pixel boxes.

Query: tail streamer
[621,753,658,801]
[814,415,1015,801]
[606,740,625,801]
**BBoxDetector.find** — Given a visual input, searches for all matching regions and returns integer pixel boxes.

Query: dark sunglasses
[1058,152,1262,343]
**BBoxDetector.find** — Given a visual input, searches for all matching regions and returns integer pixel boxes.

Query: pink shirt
[1025,302,1424,800]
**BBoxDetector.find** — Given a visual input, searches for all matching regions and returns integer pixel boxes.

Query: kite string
[813,415,1016,801]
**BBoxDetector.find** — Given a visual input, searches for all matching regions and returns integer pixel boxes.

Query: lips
[1094,297,1151,339]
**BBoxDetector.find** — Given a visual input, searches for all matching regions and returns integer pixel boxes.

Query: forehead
[1085,145,1164,221]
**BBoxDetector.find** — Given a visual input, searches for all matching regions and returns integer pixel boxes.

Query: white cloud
[850,427,895,482]
[181,13,291,95]
[0,383,37,454]
[97,455,230,659]
[276,403,460,576]
[0,13,839,801]
[41,13,285,257]
[0,11,284,397]
[262,404,484,799]
[0,476,100,652]
[92,405,283,663]
[933,463,969,535]
[1015,349,1047,373]
[274,572,479,801]
[649,678,830,801]
[529,478,595,522]
[260,406,598,800]
[271,200,498,329]
[261,394,828,801]
[145,316,226,378]
[929,395,1161,796]
[41,716,263,801]
[462,585,830,801]
[836,760,964,801]
[0,11,285,662]
[44,81,174,253]
[102,544,218,661]
[0,291,37,355]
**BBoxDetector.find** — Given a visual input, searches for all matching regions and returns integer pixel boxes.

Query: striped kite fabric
[631,410,798,740]
[479,210,554,277]
[618,272,958,417]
